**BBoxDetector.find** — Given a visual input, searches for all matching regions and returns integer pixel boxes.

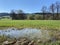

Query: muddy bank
[2,36,60,45]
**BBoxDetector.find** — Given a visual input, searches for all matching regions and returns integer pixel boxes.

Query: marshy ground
[0,20,60,45]
[0,28,60,45]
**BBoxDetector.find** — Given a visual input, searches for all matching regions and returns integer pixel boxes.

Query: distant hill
[0,12,58,17]
[0,13,10,17]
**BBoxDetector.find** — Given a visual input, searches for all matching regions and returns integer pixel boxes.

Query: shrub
[27,15,35,20]
[34,15,42,20]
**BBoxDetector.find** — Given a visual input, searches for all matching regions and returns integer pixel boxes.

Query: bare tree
[55,1,60,20]
[50,3,55,20]
[41,6,47,19]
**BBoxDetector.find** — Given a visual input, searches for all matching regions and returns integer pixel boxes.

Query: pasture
[0,20,60,30]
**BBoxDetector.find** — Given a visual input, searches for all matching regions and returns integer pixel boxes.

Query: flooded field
[0,28,51,40]
[0,28,59,40]
[0,28,60,45]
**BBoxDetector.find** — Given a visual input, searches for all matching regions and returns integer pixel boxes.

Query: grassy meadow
[0,20,60,30]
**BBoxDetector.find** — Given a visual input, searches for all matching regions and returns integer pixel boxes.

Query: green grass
[0,20,60,30]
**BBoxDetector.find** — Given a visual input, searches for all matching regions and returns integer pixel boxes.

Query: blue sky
[0,0,60,13]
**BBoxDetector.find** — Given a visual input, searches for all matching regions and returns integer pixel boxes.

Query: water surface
[0,28,51,40]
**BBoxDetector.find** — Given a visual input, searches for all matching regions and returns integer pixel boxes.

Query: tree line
[10,1,60,20]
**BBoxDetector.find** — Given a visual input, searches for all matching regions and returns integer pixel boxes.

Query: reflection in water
[0,28,51,40]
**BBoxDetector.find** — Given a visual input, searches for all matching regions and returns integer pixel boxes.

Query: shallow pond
[0,28,53,40]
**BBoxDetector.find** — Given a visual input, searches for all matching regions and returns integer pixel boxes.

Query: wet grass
[0,35,60,45]
[37,41,60,45]
[0,20,60,30]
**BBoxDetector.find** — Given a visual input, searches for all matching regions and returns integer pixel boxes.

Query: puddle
[0,28,52,40]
